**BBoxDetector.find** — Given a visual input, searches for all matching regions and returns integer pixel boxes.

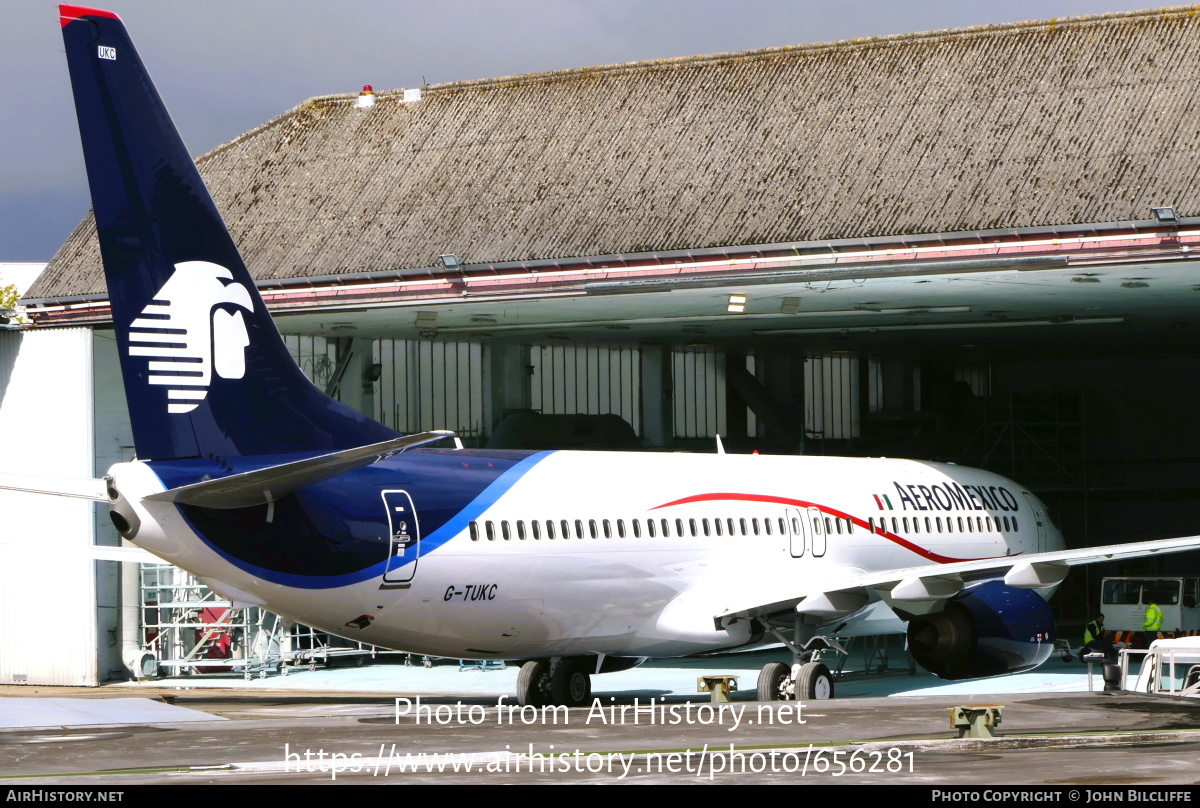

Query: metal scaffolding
[138,563,374,678]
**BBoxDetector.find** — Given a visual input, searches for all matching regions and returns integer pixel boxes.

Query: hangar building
[5,7,1200,684]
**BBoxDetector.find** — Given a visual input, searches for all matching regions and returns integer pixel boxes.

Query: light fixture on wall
[438,253,461,270]
[1152,206,1178,223]
[727,294,747,313]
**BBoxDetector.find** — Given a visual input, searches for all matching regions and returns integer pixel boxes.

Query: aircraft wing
[716,533,1200,622]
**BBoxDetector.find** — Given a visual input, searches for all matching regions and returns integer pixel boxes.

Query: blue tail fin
[60,6,395,460]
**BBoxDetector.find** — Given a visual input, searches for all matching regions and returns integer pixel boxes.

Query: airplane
[15,5,1200,708]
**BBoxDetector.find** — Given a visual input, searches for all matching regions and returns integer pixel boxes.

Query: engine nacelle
[906,580,1054,680]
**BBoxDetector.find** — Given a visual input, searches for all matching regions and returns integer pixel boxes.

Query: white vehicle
[1120,637,1200,697]
[11,6,1200,708]
[1101,576,1200,636]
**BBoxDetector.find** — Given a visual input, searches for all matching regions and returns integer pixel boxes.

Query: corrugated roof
[31,6,1200,300]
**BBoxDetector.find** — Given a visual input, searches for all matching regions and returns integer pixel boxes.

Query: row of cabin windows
[465,512,1018,542]
[868,514,1018,535]
[468,514,856,542]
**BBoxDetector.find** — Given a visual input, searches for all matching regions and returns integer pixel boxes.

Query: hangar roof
[30,6,1200,303]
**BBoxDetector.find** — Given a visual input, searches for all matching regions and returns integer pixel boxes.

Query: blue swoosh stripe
[186,450,555,589]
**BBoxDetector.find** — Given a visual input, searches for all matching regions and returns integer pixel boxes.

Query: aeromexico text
[887,482,1021,513]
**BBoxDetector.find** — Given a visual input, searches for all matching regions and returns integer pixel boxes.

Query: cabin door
[1021,493,1048,553]
[382,490,421,584]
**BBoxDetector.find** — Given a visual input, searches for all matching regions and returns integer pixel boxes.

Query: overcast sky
[0,0,1171,262]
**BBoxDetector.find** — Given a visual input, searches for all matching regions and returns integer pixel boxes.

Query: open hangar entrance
[259,235,1200,625]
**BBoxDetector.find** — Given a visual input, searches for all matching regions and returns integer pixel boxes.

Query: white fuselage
[113,452,1062,660]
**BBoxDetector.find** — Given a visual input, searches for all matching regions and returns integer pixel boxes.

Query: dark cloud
[0,0,1155,260]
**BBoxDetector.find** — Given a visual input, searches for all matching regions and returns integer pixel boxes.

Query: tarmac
[1,650,1198,785]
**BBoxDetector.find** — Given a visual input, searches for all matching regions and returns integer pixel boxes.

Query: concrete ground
[1,650,1198,785]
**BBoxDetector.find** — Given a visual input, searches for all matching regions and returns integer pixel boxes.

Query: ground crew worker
[1142,601,1164,647]
[1083,613,1116,659]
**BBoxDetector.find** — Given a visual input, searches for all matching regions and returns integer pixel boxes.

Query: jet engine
[906,579,1054,679]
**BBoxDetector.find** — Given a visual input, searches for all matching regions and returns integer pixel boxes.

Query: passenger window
[892,517,899,533]
[631,520,640,538]
[902,517,909,533]
[546,520,555,540]
[502,521,511,540]
[517,521,526,540]
[575,519,584,539]
[813,517,823,535]
[752,518,760,536]
[714,519,722,537]
[486,521,495,541]
[603,519,611,539]
[690,518,698,537]
[956,517,964,533]
[740,518,748,535]
[936,517,943,532]
[924,517,931,533]
[662,518,671,537]
[469,521,479,541]
[764,518,772,536]
[702,518,710,537]
[531,521,540,540]
[847,518,854,534]
[590,520,599,539]
[677,518,685,536]
[835,518,843,535]
[618,519,627,538]
[1012,518,1019,532]
[778,517,787,535]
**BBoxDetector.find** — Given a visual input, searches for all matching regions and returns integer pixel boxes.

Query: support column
[325,337,374,417]
[639,344,670,448]
[486,343,532,432]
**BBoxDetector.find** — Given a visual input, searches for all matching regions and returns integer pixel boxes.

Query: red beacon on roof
[355,85,375,109]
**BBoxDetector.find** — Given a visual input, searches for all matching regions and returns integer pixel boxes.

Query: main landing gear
[516,658,592,708]
[756,660,834,701]
[756,621,840,701]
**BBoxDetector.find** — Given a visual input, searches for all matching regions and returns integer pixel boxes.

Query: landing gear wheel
[797,661,834,700]
[757,661,791,701]
[517,660,552,707]
[551,659,592,707]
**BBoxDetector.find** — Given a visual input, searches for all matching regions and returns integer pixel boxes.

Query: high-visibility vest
[1084,620,1102,644]
[1143,603,1164,631]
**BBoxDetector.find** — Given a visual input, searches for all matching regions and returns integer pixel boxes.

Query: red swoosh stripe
[651,491,1008,565]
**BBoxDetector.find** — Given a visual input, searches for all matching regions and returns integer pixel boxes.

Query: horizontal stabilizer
[147,431,454,509]
[0,472,108,501]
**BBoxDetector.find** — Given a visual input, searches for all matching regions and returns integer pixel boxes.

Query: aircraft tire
[517,660,551,707]
[551,659,592,707]
[797,661,834,700]
[757,662,791,701]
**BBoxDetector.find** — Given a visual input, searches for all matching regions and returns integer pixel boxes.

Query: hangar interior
[8,7,1200,684]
